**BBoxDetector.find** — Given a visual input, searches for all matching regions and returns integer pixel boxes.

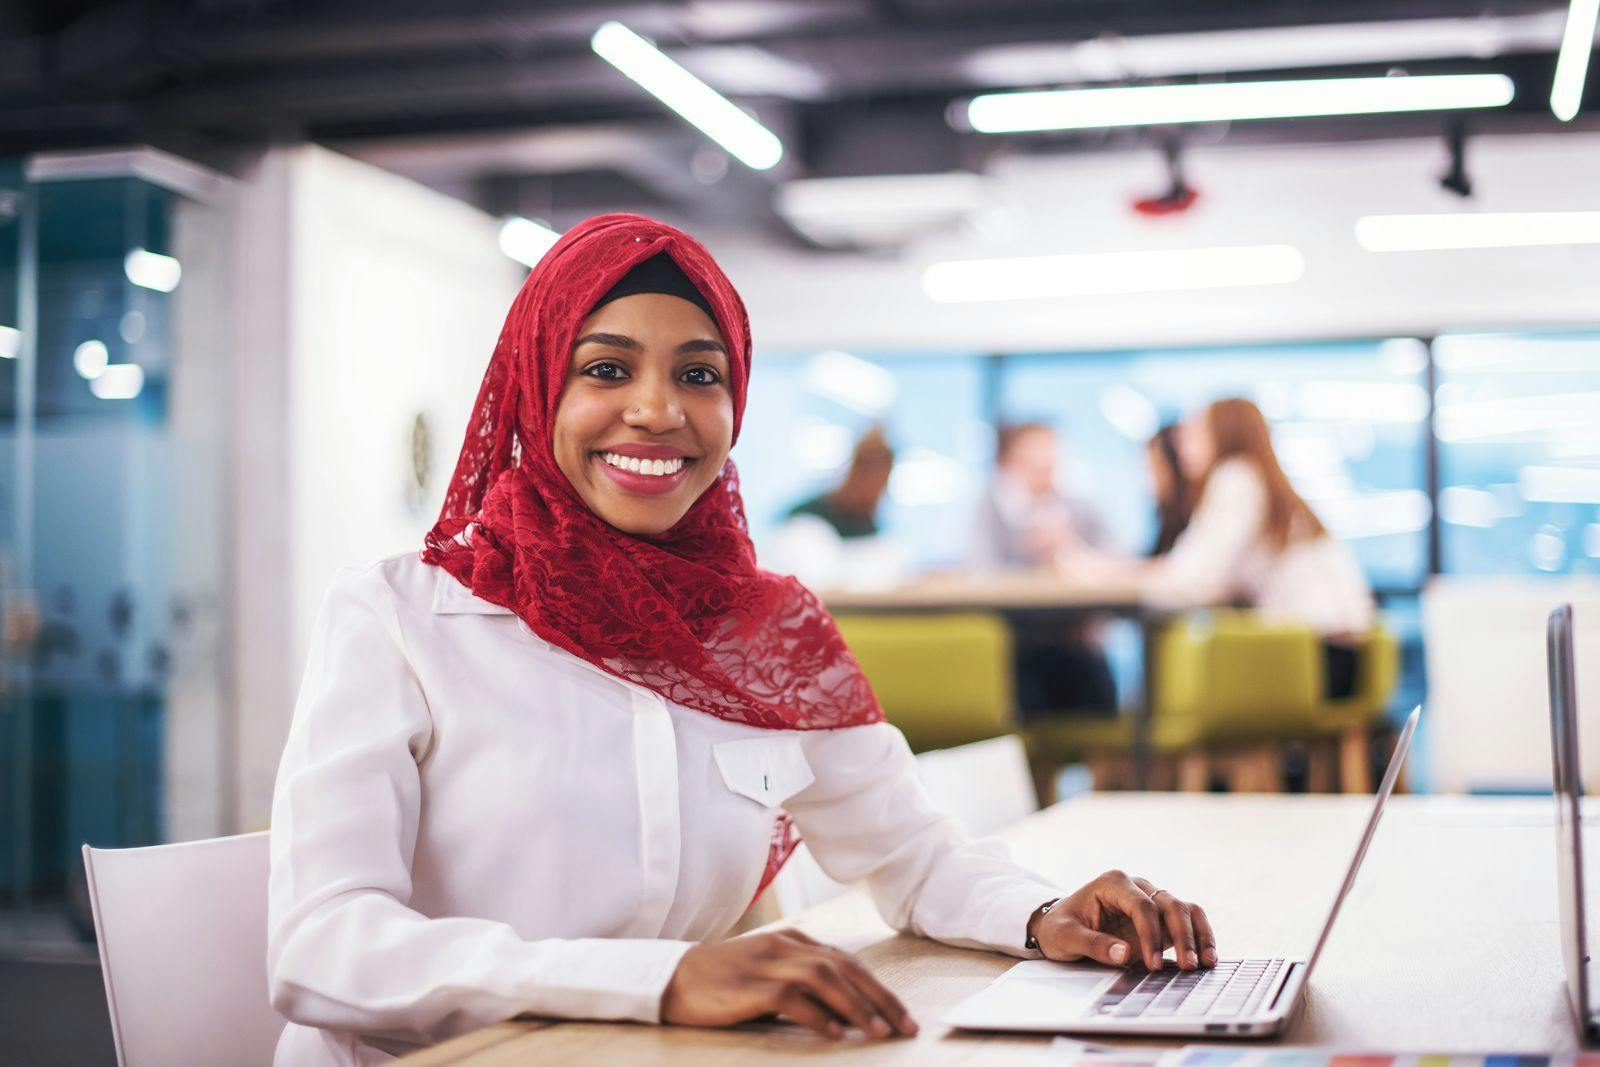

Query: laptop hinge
[1266,963,1300,1012]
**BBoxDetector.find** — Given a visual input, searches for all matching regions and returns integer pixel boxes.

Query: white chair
[765,734,1040,916]
[1423,577,1600,793]
[915,734,1038,836]
[81,830,285,1067]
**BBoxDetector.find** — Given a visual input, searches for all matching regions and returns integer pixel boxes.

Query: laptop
[945,704,1421,1038]
[1548,604,1600,1042]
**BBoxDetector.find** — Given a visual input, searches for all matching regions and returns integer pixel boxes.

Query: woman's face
[1146,440,1174,503]
[552,293,734,536]
[1175,415,1214,480]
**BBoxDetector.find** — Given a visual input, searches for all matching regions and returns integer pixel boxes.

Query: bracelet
[1024,897,1062,951]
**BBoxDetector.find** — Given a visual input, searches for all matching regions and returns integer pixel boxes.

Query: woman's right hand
[660,928,918,1040]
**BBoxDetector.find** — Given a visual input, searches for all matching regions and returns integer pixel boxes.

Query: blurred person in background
[266,215,1214,1066]
[968,422,1117,716]
[1146,397,1374,699]
[787,426,893,538]
[1146,423,1193,557]
[969,422,1111,571]
[767,427,910,590]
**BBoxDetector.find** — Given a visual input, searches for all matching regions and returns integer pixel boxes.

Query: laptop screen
[1303,705,1420,978]
[1548,604,1592,1027]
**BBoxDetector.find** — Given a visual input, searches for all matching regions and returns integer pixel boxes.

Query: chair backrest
[832,612,1015,752]
[1154,612,1323,747]
[763,734,1039,918]
[915,734,1038,836]
[82,831,284,1067]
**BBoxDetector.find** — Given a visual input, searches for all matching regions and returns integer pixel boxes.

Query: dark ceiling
[0,1,1593,228]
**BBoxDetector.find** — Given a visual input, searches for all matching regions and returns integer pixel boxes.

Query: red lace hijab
[422,214,882,738]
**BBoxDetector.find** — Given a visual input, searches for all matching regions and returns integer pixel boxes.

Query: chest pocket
[713,736,815,808]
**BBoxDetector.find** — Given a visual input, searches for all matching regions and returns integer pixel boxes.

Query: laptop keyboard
[1092,959,1285,1019]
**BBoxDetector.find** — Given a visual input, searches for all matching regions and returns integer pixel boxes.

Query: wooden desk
[399,793,1574,1065]
[821,573,1162,788]
[820,573,1147,613]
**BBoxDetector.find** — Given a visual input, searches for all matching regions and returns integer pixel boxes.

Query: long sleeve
[267,566,692,1047]
[1144,459,1266,610]
[788,723,1060,958]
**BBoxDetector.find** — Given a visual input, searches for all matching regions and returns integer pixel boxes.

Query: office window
[998,340,1431,590]
[736,349,988,571]
[1434,331,1600,576]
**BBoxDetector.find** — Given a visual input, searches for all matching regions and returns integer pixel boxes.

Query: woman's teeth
[600,452,687,477]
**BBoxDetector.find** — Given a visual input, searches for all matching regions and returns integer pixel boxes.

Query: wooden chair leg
[1146,754,1176,792]
[1339,725,1373,794]
[1220,747,1281,793]
[1030,756,1059,807]
[1306,741,1335,793]
[1177,751,1210,792]
[1257,745,1285,793]
[1227,750,1261,793]
[1086,752,1131,792]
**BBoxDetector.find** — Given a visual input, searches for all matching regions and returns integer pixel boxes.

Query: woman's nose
[622,380,685,432]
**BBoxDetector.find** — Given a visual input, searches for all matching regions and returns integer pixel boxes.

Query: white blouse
[1144,458,1375,636]
[267,552,1061,1066]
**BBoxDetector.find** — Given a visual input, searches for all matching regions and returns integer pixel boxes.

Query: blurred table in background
[399,793,1573,1065]
[822,573,1161,788]
[820,572,1146,613]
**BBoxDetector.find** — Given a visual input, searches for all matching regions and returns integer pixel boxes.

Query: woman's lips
[592,452,694,497]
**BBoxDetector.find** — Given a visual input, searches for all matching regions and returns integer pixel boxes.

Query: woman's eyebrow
[679,338,728,356]
[572,331,640,351]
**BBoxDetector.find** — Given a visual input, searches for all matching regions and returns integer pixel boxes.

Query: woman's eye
[682,366,722,385]
[583,362,627,380]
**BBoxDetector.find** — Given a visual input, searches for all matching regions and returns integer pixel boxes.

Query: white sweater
[1144,458,1375,637]
[267,552,1061,1065]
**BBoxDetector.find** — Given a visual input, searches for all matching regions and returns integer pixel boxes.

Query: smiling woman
[555,283,735,535]
[264,213,1215,1067]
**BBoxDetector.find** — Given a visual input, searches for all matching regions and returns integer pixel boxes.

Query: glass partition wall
[0,152,233,952]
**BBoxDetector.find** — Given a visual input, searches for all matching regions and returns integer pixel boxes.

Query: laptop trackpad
[946,960,1119,1029]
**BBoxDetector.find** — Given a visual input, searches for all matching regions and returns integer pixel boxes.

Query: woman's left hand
[1028,870,1217,971]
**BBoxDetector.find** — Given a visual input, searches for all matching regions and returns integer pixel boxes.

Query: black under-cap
[590,252,716,321]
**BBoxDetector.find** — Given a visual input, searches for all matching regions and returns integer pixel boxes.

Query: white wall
[1423,578,1600,793]
[705,132,1600,353]
[229,145,522,832]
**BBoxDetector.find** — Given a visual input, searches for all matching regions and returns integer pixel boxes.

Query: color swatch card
[1059,1047,1600,1067]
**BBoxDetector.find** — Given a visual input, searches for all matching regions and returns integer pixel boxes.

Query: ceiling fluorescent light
[0,325,19,359]
[963,14,1570,86]
[1355,211,1600,251]
[1520,464,1600,504]
[90,363,144,400]
[592,21,783,170]
[965,74,1514,133]
[922,245,1304,303]
[1552,0,1600,120]
[124,248,181,292]
[498,216,560,268]
[74,339,109,379]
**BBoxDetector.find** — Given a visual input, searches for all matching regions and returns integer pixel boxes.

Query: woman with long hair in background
[1145,423,1192,558]
[1147,397,1374,698]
